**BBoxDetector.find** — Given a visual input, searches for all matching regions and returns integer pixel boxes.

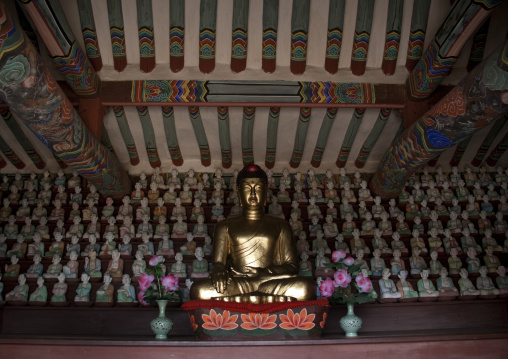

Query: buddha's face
[238,178,266,209]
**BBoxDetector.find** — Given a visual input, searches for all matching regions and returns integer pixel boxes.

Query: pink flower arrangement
[138,256,181,305]
[319,251,375,305]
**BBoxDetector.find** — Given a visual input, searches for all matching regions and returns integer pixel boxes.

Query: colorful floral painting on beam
[350,0,374,76]
[405,0,431,72]
[107,0,127,72]
[265,107,280,168]
[199,0,217,74]
[261,0,278,73]
[231,0,249,73]
[290,0,310,75]
[169,0,185,73]
[137,0,155,73]
[381,0,404,76]
[77,0,102,71]
[324,0,345,74]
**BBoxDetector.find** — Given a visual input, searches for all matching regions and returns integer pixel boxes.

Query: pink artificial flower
[319,278,335,298]
[149,256,160,266]
[333,269,352,288]
[137,291,148,306]
[344,257,355,266]
[161,274,179,291]
[138,273,154,292]
[332,250,346,262]
[356,274,372,293]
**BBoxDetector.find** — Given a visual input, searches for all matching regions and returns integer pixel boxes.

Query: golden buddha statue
[190,165,315,303]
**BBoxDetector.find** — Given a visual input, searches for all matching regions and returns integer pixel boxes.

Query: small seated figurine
[323,214,338,238]
[436,268,459,297]
[448,199,462,218]
[308,182,324,203]
[67,170,81,189]
[410,229,428,254]
[69,186,83,206]
[54,185,67,205]
[7,185,20,206]
[0,198,12,222]
[0,234,6,258]
[443,229,462,254]
[95,274,114,303]
[101,197,116,221]
[27,233,44,258]
[337,168,350,188]
[180,232,197,255]
[163,183,178,204]
[299,252,313,277]
[326,200,338,219]
[426,181,440,203]
[68,202,81,222]
[16,199,31,221]
[100,232,117,256]
[171,198,187,221]
[84,250,102,278]
[4,255,20,277]
[172,215,188,238]
[7,234,27,258]
[308,216,322,237]
[466,247,481,274]
[484,246,501,273]
[352,171,362,188]
[85,185,100,205]
[429,251,443,275]
[412,182,426,202]
[4,215,19,240]
[427,228,444,253]
[350,229,370,255]
[482,229,503,252]
[66,217,84,239]
[53,170,66,188]
[335,234,350,254]
[43,254,63,279]
[378,212,393,236]
[358,180,373,202]
[390,249,405,276]
[390,231,407,255]
[448,247,462,275]
[341,182,356,203]
[476,266,500,296]
[395,214,411,235]
[117,274,137,303]
[352,249,371,276]
[5,274,29,302]
[379,268,402,299]
[456,180,470,202]
[308,197,323,219]
[105,249,124,279]
[494,211,508,234]
[138,233,155,257]
[372,229,391,255]
[465,195,480,217]
[34,217,50,241]
[289,212,303,237]
[410,247,427,276]
[82,234,101,258]
[168,168,182,189]
[495,266,508,294]
[156,232,175,257]
[396,270,418,299]
[360,212,376,236]
[179,183,193,204]
[63,251,79,279]
[185,169,198,189]
[417,269,439,298]
[190,199,205,221]
[458,268,480,296]
[203,236,213,256]
[66,235,81,258]
[312,230,331,255]
[446,211,462,234]
[170,252,187,278]
[296,232,311,256]
[342,213,357,236]
[130,182,145,204]
[293,183,307,203]
[135,197,151,221]
[209,181,225,204]
[268,196,284,219]
[38,183,52,206]
[314,247,332,276]
[26,253,44,279]
[370,249,387,276]
[405,196,420,219]
[75,273,92,302]
[118,235,133,256]
[191,247,209,278]
[136,214,154,239]
[29,277,48,302]
[193,214,208,237]
[478,210,493,234]
[324,181,340,203]
[461,211,477,234]
[277,183,291,203]
[280,168,292,189]
[116,196,133,222]
[83,214,101,240]
[132,251,147,277]
[460,228,481,253]
[194,182,208,204]
[119,215,135,239]
[388,199,402,219]
[50,273,68,303]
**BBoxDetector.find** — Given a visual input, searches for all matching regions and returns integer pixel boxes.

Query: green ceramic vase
[150,300,173,339]
[339,302,362,337]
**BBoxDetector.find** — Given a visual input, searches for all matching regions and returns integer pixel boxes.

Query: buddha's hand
[211,269,230,294]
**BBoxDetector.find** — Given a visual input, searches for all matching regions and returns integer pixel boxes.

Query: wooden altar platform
[1,299,507,358]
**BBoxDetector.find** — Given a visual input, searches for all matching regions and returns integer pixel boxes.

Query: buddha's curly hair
[236,164,268,187]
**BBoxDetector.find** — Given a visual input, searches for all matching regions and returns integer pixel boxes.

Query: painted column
[231,0,249,73]
[161,106,183,166]
[241,107,255,166]
[137,0,155,73]
[381,0,404,76]
[19,0,100,97]
[262,0,278,73]
[405,0,431,72]
[335,108,366,167]
[217,107,232,168]
[199,0,217,74]
[113,106,141,166]
[406,0,502,101]
[371,41,508,199]
[350,0,375,76]
[265,107,280,169]
[289,107,311,168]
[188,107,211,166]
[136,106,161,168]
[470,116,506,167]
[324,0,346,75]
[77,0,102,71]
[486,115,508,166]
[107,0,127,72]
[290,0,310,75]
[0,108,45,169]
[310,108,338,168]
[0,3,130,198]
[169,0,185,73]
[354,108,392,168]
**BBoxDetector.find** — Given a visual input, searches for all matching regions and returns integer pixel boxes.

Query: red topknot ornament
[247,165,258,172]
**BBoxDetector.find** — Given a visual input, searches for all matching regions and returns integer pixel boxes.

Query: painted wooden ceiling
[1,0,508,176]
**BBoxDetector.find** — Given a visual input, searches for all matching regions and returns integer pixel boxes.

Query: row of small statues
[1,272,195,304]
[316,266,508,301]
